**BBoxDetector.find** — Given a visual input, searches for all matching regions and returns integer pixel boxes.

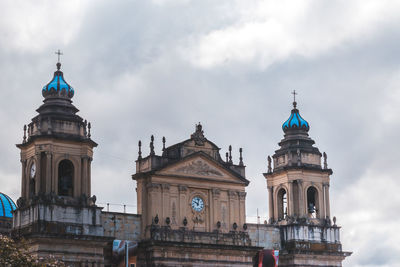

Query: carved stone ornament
[212,188,220,196]
[178,185,188,192]
[191,123,206,146]
[175,160,222,176]
[192,212,205,224]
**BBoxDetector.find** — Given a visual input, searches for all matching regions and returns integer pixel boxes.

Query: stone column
[45,152,52,194]
[21,159,27,199]
[212,188,220,230]
[298,180,305,217]
[319,185,325,219]
[268,186,274,222]
[146,183,161,234]
[178,185,187,226]
[81,156,88,196]
[228,191,237,230]
[161,183,170,222]
[88,157,92,196]
[74,155,81,198]
[35,153,41,195]
[288,181,294,217]
[238,192,246,227]
[324,183,331,218]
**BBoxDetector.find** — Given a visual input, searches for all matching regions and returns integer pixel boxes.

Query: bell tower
[17,60,96,203]
[12,57,111,267]
[264,93,351,266]
[264,95,332,223]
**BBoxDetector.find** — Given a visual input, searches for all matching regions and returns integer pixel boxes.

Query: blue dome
[42,63,74,99]
[0,192,16,218]
[282,102,309,132]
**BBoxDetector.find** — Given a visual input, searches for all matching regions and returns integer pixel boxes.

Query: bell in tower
[12,54,111,266]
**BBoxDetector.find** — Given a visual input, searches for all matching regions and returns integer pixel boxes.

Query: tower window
[58,160,74,197]
[307,186,318,218]
[277,188,287,220]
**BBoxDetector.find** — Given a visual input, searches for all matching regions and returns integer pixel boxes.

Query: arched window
[307,186,319,218]
[29,162,36,197]
[58,160,74,197]
[277,188,287,220]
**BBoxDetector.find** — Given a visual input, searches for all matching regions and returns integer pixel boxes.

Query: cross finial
[292,90,297,102]
[55,49,63,63]
[291,90,298,108]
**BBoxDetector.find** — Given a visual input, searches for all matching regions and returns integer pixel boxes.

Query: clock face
[191,196,204,212]
[30,163,36,178]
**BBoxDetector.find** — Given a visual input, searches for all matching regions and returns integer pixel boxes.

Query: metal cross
[55,49,63,63]
[291,90,297,102]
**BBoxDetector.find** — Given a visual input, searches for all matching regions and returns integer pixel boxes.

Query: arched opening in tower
[58,160,74,197]
[307,186,319,218]
[277,188,287,220]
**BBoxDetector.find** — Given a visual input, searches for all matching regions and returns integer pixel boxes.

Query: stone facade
[133,124,261,266]
[8,62,351,266]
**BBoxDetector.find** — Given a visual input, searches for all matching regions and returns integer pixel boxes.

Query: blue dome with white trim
[0,193,16,218]
[42,62,74,99]
[282,101,309,132]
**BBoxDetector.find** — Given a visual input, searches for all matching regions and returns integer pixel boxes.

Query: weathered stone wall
[246,223,281,249]
[13,203,104,236]
[101,212,141,241]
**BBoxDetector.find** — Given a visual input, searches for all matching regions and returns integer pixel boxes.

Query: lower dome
[0,192,16,218]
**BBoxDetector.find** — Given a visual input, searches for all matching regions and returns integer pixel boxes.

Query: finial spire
[55,49,63,63]
[23,125,27,143]
[55,49,63,70]
[228,145,233,164]
[138,140,142,160]
[291,90,297,108]
[267,156,272,173]
[239,148,243,166]
[150,135,155,155]
[225,152,229,163]
[88,122,91,138]
[162,136,166,151]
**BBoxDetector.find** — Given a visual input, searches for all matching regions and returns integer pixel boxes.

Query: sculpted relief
[175,160,223,177]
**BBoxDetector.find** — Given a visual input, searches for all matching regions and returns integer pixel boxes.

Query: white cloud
[181,0,400,69]
[0,0,91,52]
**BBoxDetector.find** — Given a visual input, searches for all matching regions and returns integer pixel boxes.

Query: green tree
[0,234,66,267]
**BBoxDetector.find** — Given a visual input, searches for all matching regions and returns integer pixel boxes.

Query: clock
[30,163,36,178]
[191,196,204,212]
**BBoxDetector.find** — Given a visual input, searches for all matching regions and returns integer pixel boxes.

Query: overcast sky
[1,1,400,266]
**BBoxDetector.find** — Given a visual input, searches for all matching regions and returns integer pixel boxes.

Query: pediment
[157,154,246,184]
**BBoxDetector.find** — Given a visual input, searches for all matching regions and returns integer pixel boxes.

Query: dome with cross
[282,91,309,132]
[42,62,74,99]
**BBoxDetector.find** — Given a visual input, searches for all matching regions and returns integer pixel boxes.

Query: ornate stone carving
[146,183,161,192]
[161,183,170,190]
[175,160,222,176]
[178,185,187,192]
[228,190,238,198]
[190,123,206,146]
[238,191,247,200]
[212,188,220,196]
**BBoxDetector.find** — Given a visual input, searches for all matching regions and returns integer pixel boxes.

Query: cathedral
[1,59,351,266]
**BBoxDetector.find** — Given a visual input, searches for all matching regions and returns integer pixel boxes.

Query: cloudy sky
[1,0,400,266]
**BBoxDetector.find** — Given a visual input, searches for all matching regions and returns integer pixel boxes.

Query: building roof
[0,192,16,218]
